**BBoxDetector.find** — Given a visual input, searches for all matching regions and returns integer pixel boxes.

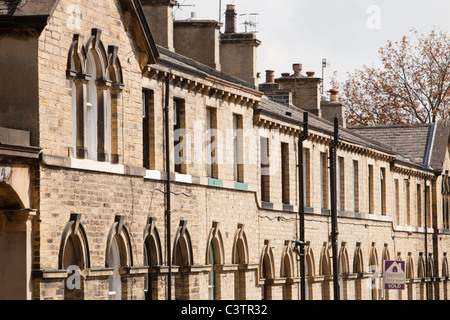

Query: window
[107,235,122,300]
[321,152,329,210]
[143,89,155,170]
[86,52,99,161]
[405,180,411,225]
[208,243,216,300]
[394,179,400,225]
[417,184,422,227]
[206,108,218,178]
[338,157,345,211]
[303,148,311,207]
[173,98,186,174]
[281,143,290,204]
[233,115,243,182]
[380,168,386,215]
[353,160,359,213]
[68,29,123,162]
[444,196,450,229]
[368,164,374,214]
[261,137,270,202]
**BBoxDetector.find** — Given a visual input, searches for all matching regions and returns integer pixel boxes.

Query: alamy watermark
[367,5,381,30]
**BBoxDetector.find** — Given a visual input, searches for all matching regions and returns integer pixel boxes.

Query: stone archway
[0,165,35,300]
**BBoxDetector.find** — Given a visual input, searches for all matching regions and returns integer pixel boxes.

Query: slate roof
[258,97,396,156]
[155,45,257,90]
[350,124,433,167]
[0,0,58,16]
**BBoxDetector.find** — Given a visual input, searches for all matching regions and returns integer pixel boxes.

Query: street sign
[383,260,406,290]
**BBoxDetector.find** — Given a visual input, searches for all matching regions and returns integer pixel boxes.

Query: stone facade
[1,0,450,301]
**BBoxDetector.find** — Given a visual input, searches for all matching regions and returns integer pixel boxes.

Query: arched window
[232,223,249,300]
[338,243,349,300]
[281,241,295,300]
[206,222,225,300]
[67,29,123,162]
[319,242,332,276]
[173,220,193,267]
[143,217,162,300]
[59,214,90,300]
[260,240,275,300]
[443,253,449,278]
[106,215,132,300]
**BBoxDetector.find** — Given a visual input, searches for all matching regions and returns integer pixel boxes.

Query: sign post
[383,260,406,290]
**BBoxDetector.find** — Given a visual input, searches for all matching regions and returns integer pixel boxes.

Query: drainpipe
[298,112,309,300]
[164,73,172,300]
[330,116,340,300]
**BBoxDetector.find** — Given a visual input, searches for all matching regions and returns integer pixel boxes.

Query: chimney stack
[225,4,237,33]
[140,0,176,51]
[265,70,275,83]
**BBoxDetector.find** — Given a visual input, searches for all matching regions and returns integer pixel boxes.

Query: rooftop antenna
[321,58,330,96]
[239,13,259,33]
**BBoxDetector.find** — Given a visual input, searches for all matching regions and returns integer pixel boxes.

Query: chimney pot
[266,70,275,83]
[328,88,339,102]
[281,73,290,77]
[293,63,302,76]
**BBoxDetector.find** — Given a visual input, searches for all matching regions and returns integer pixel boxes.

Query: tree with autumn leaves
[332,28,450,126]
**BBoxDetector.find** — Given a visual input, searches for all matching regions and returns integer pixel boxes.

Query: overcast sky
[173,0,450,93]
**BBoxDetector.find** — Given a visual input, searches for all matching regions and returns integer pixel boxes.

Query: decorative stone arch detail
[280,240,295,278]
[259,240,275,280]
[442,252,449,278]
[369,242,379,272]
[143,217,162,266]
[105,215,133,268]
[338,242,350,275]
[304,242,316,277]
[353,242,364,274]
[172,220,194,266]
[67,29,124,89]
[232,223,249,264]
[206,221,225,265]
[58,213,90,270]
[319,242,332,276]
[406,252,414,279]
[418,252,426,278]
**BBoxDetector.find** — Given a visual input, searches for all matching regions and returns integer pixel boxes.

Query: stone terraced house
[1,0,450,300]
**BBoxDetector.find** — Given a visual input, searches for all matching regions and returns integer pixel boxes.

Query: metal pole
[164,73,172,300]
[330,116,340,300]
[298,112,308,300]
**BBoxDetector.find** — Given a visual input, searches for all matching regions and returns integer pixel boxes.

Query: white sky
[173,0,450,92]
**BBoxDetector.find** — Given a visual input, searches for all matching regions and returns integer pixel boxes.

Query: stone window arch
[232,223,250,300]
[260,240,275,300]
[172,220,193,266]
[232,223,249,265]
[280,240,295,300]
[106,215,133,300]
[206,222,225,300]
[353,242,364,274]
[58,213,90,300]
[67,28,124,162]
[319,242,332,276]
[442,253,449,278]
[59,214,90,270]
[143,217,162,300]
[406,252,414,279]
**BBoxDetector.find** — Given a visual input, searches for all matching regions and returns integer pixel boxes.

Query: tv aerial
[239,13,259,33]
